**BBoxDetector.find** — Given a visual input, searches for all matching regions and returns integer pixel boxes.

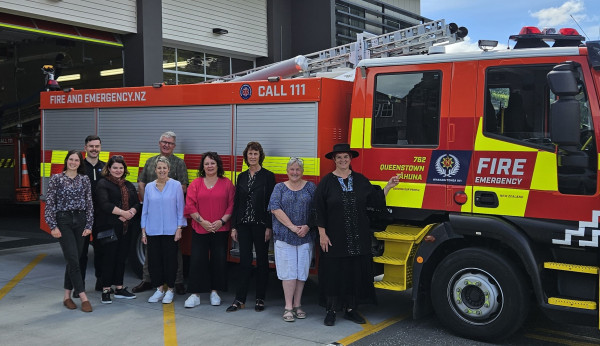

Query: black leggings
[234,223,269,303]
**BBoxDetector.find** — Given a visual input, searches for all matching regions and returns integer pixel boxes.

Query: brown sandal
[293,306,306,319]
[283,309,295,322]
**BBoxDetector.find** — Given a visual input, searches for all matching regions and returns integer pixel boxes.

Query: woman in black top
[95,155,141,304]
[314,143,398,326]
[227,141,276,312]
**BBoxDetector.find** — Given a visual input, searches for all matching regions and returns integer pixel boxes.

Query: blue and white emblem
[240,84,252,100]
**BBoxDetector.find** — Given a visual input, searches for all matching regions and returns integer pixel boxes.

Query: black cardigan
[94,178,142,237]
[231,168,276,229]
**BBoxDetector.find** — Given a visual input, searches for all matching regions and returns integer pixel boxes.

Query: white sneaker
[148,288,165,303]
[210,292,221,306]
[184,294,200,308]
[162,290,174,304]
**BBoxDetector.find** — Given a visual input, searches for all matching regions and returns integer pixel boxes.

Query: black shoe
[114,287,136,299]
[324,310,336,326]
[344,309,366,324]
[175,283,186,295]
[132,281,152,293]
[254,298,265,312]
[95,279,102,292]
[226,300,245,312]
[101,289,112,304]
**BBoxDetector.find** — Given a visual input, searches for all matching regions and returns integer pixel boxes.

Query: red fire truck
[40,22,599,340]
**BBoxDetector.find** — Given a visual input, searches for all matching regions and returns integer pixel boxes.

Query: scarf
[106,174,130,234]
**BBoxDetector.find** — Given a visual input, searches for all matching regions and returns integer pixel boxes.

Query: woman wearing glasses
[227,141,276,312]
[268,157,316,322]
[95,155,141,304]
[183,152,235,308]
[314,143,399,326]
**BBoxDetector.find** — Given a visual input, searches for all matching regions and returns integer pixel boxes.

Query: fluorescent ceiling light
[57,74,80,82]
[162,61,188,69]
[100,68,123,76]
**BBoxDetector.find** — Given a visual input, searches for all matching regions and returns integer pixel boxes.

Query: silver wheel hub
[452,273,500,320]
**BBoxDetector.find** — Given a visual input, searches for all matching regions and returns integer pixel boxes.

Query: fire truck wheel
[431,247,530,341]
[128,229,145,279]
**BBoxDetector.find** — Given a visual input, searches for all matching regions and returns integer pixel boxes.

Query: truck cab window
[372,71,441,146]
[485,65,596,195]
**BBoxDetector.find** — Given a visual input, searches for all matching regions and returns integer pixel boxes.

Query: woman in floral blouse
[44,150,94,312]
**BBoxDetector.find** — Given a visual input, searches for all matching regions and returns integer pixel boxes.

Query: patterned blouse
[44,172,94,230]
[241,172,258,224]
[268,181,316,246]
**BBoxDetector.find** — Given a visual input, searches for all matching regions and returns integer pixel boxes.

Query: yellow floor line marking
[525,333,598,346]
[337,312,410,345]
[163,302,178,345]
[533,328,600,343]
[0,253,46,300]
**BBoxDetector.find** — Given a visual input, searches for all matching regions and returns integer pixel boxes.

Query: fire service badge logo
[240,84,252,100]
[435,154,460,178]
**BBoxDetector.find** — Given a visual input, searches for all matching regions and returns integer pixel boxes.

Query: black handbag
[96,228,117,245]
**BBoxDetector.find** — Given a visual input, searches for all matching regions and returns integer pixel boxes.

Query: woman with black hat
[314,143,399,326]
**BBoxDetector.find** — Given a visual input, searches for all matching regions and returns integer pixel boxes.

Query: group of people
[45,131,399,326]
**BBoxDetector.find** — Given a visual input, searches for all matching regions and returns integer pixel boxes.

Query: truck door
[354,62,453,219]
[233,102,319,182]
[475,58,599,221]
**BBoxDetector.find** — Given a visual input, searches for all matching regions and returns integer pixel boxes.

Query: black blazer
[231,168,276,229]
[95,178,142,237]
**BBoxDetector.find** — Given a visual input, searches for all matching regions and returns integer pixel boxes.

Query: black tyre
[431,247,529,341]
[128,228,145,279]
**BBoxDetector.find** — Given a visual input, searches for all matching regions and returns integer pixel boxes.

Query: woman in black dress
[314,143,398,326]
[95,155,141,304]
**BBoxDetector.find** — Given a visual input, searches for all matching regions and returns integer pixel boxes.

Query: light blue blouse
[141,179,187,236]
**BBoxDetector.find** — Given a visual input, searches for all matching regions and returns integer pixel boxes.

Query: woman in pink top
[183,152,235,308]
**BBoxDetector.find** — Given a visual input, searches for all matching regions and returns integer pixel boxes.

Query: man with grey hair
[133,131,188,295]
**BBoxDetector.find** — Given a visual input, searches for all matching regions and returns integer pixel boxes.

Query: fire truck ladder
[209,19,465,82]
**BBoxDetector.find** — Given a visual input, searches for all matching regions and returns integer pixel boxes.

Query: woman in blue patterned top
[45,150,94,313]
[268,157,316,322]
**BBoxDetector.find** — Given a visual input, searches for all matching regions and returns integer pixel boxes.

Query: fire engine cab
[39,21,600,341]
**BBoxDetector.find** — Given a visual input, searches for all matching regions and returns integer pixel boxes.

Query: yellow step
[548,297,597,310]
[544,262,599,274]
[374,224,431,242]
[373,255,406,265]
[374,280,407,291]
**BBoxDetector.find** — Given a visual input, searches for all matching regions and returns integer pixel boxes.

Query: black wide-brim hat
[325,143,359,159]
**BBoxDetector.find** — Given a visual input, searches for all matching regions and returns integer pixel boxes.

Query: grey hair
[156,155,171,169]
[287,157,304,170]
[159,131,176,142]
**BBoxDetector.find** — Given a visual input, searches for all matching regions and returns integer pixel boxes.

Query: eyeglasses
[289,157,303,164]
[112,155,123,159]
[160,140,176,146]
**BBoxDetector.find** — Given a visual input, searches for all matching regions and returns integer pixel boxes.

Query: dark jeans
[147,235,178,288]
[235,223,269,303]
[187,231,228,293]
[100,228,132,288]
[56,210,86,296]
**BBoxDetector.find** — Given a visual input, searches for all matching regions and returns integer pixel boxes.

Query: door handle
[474,191,499,208]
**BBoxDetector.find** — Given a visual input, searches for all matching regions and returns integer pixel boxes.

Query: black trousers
[100,228,132,288]
[187,231,229,293]
[147,235,178,288]
[79,229,104,284]
[235,223,269,303]
[56,210,86,296]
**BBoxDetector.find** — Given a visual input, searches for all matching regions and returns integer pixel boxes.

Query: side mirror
[547,63,580,146]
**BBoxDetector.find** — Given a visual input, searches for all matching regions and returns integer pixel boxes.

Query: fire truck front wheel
[128,230,145,279]
[430,247,530,341]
